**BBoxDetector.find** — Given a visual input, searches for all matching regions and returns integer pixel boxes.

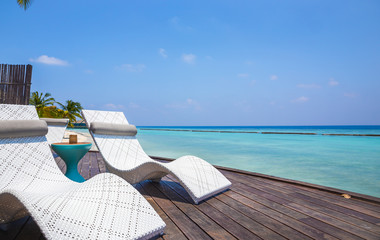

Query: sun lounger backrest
[82,110,152,169]
[0,105,69,192]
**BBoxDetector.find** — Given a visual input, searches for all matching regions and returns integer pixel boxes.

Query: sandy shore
[62,130,98,151]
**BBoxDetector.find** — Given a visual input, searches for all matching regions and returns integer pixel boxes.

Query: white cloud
[344,92,357,98]
[270,75,278,80]
[170,16,180,25]
[329,78,339,86]
[182,54,196,64]
[250,80,256,86]
[129,102,140,109]
[292,96,309,103]
[166,98,201,110]
[84,69,94,74]
[237,73,249,78]
[297,83,321,89]
[169,16,193,32]
[29,55,68,66]
[159,48,167,58]
[205,56,213,60]
[104,104,125,110]
[245,61,254,65]
[117,64,146,72]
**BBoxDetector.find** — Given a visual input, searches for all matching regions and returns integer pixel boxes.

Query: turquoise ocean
[71,126,380,198]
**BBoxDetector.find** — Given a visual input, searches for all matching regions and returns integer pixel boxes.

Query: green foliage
[29,91,55,117]
[17,0,32,10]
[57,100,83,127]
[29,91,83,127]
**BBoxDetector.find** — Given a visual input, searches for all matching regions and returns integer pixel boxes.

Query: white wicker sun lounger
[40,118,69,144]
[0,104,165,240]
[82,109,232,204]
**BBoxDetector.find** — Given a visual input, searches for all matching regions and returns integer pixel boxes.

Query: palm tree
[17,0,32,10]
[57,100,83,127]
[29,91,55,117]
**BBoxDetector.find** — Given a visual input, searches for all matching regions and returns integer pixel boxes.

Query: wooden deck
[1,152,380,240]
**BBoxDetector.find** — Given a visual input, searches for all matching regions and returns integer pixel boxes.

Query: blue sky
[1,0,380,125]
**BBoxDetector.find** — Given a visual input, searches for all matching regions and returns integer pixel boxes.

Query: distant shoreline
[139,128,380,136]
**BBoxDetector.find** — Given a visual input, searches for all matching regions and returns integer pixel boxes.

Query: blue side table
[52,142,92,182]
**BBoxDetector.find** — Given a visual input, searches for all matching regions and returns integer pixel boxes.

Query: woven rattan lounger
[0,104,165,240]
[82,109,232,204]
[41,118,69,144]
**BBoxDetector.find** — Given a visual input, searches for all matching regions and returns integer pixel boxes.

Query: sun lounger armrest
[90,122,137,136]
[40,118,69,126]
[0,120,48,138]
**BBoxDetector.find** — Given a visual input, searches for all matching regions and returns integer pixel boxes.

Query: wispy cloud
[29,55,68,66]
[297,83,321,89]
[182,54,196,64]
[159,48,167,58]
[245,60,254,65]
[329,78,339,86]
[84,69,94,74]
[237,73,249,78]
[170,16,180,25]
[344,92,358,98]
[292,96,309,103]
[169,16,193,32]
[103,103,125,110]
[129,102,140,109]
[166,98,201,110]
[270,75,278,80]
[117,64,146,72]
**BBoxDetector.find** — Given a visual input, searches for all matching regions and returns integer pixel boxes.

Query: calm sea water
[69,126,380,197]
[137,126,380,198]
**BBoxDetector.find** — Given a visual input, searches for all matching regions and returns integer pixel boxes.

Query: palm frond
[17,0,32,10]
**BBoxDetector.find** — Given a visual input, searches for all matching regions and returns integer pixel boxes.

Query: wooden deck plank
[230,179,374,239]
[139,181,212,240]
[224,190,339,240]
[242,184,378,239]
[227,169,380,215]
[224,171,380,237]
[135,183,187,240]
[230,182,363,240]
[151,180,237,240]
[95,152,107,173]
[288,202,380,240]
[226,171,380,231]
[53,156,66,174]
[89,152,100,178]
[228,170,380,218]
[205,197,287,240]
[289,192,380,228]
[79,153,90,180]
[162,177,261,240]
[214,193,313,240]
